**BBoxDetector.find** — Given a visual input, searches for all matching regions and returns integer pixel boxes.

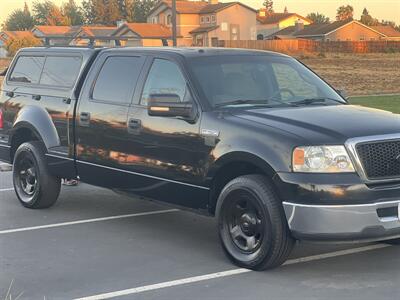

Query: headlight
[292,146,355,173]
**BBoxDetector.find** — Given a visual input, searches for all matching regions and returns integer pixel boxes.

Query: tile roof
[155,0,256,14]
[257,13,312,25]
[189,25,219,34]
[161,0,208,13]
[269,19,355,37]
[118,23,172,38]
[79,26,117,37]
[33,25,72,36]
[199,2,236,13]
[0,31,35,41]
[369,25,400,37]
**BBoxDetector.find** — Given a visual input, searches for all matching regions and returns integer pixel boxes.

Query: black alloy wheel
[13,141,61,209]
[217,174,294,270]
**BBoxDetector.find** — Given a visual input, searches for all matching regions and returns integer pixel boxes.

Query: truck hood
[233,104,400,144]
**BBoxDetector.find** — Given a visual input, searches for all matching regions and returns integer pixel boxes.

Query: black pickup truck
[1,47,399,270]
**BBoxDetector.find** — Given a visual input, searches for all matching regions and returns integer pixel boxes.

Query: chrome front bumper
[283,200,400,242]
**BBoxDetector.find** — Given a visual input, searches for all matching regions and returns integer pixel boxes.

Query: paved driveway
[0,166,399,300]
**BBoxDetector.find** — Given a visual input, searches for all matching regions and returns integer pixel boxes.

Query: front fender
[12,105,60,149]
[207,134,292,180]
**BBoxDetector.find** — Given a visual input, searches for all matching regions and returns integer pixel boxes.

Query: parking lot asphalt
[0,166,399,300]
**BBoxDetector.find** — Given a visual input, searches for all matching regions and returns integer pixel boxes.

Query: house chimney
[258,8,267,17]
[117,19,127,28]
[294,20,304,32]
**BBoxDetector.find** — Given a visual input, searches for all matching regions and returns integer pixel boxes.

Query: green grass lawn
[349,95,400,114]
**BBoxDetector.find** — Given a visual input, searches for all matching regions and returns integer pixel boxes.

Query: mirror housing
[147,94,194,120]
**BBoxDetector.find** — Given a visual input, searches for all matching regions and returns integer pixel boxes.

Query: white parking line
[0,188,14,192]
[74,243,392,300]
[0,209,179,235]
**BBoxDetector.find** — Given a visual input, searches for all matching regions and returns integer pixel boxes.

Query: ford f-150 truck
[0,47,399,270]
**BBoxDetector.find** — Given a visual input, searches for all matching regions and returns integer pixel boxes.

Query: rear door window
[40,56,82,87]
[9,56,45,84]
[92,56,145,104]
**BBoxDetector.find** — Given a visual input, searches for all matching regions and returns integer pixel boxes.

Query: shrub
[5,36,42,57]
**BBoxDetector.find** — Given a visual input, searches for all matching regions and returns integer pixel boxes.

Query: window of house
[152,17,158,24]
[140,59,187,105]
[8,56,45,84]
[40,56,82,87]
[205,16,210,23]
[92,56,144,104]
[166,15,172,25]
[200,16,205,23]
[211,15,216,22]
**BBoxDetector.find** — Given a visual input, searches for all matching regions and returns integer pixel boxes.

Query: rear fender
[11,105,60,149]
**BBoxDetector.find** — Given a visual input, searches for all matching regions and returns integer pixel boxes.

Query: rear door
[75,52,146,188]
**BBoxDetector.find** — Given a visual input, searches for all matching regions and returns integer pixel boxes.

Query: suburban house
[72,26,117,46]
[256,10,312,39]
[0,31,37,57]
[147,0,257,46]
[112,23,172,46]
[32,25,78,45]
[267,19,386,41]
[370,25,400,40]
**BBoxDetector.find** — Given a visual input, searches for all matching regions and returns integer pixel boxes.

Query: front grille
[356,140,400,180]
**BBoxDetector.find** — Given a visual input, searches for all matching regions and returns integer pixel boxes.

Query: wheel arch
[10,106,60,160]
[207,152,277,215]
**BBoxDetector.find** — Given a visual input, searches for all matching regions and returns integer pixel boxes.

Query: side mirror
[147,93,194,119]
[337,89,348,100]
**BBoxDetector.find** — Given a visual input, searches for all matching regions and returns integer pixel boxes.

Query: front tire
[13,141,61,209]
[216,174,294,270]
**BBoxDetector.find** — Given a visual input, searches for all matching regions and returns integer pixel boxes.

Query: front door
[125,57,211,209]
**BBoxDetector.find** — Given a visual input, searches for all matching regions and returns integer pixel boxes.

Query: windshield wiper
[214,99,272,108]
[214,98,296,108]
[290,97,343,106]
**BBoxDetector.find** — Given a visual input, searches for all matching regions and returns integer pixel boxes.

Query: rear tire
[13,141,61,209]
[216,174,294,270]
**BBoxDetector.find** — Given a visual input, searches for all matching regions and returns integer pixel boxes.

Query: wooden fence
[219,40,400,53]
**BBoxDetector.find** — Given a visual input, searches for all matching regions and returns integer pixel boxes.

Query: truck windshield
[188,55,345,109]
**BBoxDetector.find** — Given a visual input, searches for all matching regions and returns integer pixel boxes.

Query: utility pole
[172,0,177,46]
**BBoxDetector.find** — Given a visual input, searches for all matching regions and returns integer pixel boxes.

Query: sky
[1,0,400,26]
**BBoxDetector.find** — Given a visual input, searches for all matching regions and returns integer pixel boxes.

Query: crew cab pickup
[1,47,399,270]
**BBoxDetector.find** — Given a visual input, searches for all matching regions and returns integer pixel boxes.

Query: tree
[32,0,56,25]
[336,5,354,21]
[107,0,122,25]
[360,8,378,26]
[62,0,84,25]
[3,8,34,31]
[130,0,158,22]
[46,5,71,25]
[5,36,42,57]
[262,0,273,14]
[284,6,288,14]
[306,12,330,24]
